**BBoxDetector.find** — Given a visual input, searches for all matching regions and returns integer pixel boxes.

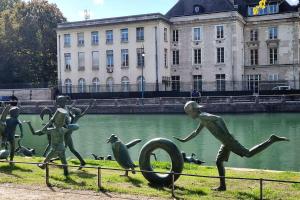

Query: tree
[0,0,20,12]
[0,0,66,86]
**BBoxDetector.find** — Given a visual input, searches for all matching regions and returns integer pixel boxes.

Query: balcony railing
[59,80,300,94]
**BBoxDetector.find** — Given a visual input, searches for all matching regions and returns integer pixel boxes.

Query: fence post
[171,171,175,198]
[97,167,102,190]
[260,179,263,200]
[45,163,50,187]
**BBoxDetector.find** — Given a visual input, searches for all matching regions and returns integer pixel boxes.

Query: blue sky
[23,0,299,22]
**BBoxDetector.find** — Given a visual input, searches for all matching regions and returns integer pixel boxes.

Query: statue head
[56,96,70,108]
[9,107,20,118]
[106,134,119,144]
[51,108,68,128]
[184,101,203,119]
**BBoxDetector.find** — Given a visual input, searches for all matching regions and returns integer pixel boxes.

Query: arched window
[64,79,72,94]
[137,76,145,92]
[106,77,114,92]
[121,76,130,92]
[78,78,86,93]
[92,77,100,93]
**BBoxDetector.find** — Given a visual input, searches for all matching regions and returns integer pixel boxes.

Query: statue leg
[66,134,86,169]
[58,151,68,176]
[9,140,15,166]
[243,135,289,158]
[214,145,230,191]
[38,150,57,169]
[42,135,51,157]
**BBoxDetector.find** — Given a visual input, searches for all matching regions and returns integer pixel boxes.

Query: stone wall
[15,96,300,114]
[0,88,52,101]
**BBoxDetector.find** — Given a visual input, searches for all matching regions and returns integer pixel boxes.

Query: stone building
[56,0,300,94]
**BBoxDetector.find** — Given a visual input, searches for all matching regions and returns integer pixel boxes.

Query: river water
[19,113,300,172]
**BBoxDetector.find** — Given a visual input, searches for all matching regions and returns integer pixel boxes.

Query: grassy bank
[0,157,299,200]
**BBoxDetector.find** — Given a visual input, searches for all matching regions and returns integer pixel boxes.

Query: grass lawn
[0,156,299,200]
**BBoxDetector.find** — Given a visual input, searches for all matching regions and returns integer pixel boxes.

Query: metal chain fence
[0,160,299,200]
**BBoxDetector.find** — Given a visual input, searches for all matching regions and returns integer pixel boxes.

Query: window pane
[64,34,71,47]
[136,27,144,41]
[77,33,84,46]
[106,30,113,44]
[193,27,201,41]
[137,48,145,67]
[106,50,114,67]
[193,75,202,91]
[121,49,129,67]
[121,28,128,42]
[64,53,71,70]
[91,31,99,45]
[78,52,85,68]
[92,51,99,68]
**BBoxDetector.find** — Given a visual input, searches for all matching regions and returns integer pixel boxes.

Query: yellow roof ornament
[253,0,267,15]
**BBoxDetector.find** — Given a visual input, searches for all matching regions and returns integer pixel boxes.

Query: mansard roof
[165,0,299,18]
[165,0,235,18]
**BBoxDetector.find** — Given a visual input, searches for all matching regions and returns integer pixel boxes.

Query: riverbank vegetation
[0,156,299,199]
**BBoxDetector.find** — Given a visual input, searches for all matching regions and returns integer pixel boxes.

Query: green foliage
[0,0,66,86]
[0,0,20,12]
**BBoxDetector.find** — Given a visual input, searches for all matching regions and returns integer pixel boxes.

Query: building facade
[57,0,300,94]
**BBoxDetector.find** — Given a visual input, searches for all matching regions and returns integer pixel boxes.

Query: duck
[0,147,9,160]
[15,139,35,157]
[91,154,114,161]
[181,152,205,165]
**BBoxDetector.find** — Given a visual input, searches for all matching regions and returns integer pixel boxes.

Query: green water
[19,113,300,172]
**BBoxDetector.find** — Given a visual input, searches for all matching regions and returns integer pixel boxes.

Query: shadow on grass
[174,185,207,196]
[70,170,97,179]
[148,183,207,197]
[51,175,87,187]
[236,192,260,200]
[0,164,33,178]
[124,176,143,187]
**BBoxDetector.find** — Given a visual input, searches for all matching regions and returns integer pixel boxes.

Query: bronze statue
[40,96,92,169]
[107,134,141,176]
[26,108,79,176]
[139,138,184,186]
[3,106,24,166]
[0,105,11,148]
[174,101,289,191]
[40,95,72,157]
[65,102,93,169]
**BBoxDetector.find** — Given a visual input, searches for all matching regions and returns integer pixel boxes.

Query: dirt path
[0,184,164,200]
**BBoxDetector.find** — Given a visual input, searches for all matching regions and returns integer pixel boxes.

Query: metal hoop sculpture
[139,138,184,186]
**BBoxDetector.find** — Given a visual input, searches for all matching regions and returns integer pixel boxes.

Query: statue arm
[66,124,79,131]
[174,124,204,143]
[18,121,23,138]
[26,121,50,136]
[80,100,94,117]
[1,105,10,122]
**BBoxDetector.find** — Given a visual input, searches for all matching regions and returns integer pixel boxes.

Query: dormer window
[248,3,279,16]
[193,5,204,14]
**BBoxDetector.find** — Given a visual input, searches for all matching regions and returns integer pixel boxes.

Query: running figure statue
[174,101,289,191]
